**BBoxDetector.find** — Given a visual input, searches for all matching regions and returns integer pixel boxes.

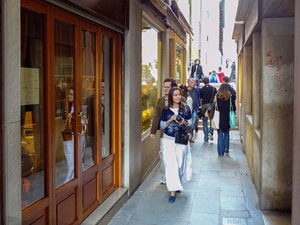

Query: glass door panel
[20,8,45,209]
[54,20,75,187]
[102,36,112,158]
[81,29,96,170]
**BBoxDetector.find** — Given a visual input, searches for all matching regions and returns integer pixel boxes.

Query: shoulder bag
[229,97,236,128]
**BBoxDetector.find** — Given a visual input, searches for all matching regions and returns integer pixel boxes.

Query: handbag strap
[209,87,214,104]
[230,97,234,111]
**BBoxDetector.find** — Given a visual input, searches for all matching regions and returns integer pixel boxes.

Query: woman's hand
[178,119,188,126]
[167,115,176,126]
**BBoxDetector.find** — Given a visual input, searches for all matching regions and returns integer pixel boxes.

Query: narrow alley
[105,130,290,225]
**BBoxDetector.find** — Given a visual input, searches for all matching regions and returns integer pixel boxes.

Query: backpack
[210,73,218,83]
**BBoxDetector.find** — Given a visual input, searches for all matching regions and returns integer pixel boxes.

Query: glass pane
[176,44,183,81]
[81,29,96,170]
[54,20,75,186]
[102,36,112,158]
[21,8,45,209]
[141,26,159,133]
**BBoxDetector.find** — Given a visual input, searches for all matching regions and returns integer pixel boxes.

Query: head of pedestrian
[188,78,196,88]
[223,76,230,84]
[203,77,210,85]
[194,59,200,65]
[163,78,177,96]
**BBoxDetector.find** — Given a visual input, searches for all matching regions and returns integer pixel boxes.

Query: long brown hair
[216,84,231,100]
[167,87,185,111]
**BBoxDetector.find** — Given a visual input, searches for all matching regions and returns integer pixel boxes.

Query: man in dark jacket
[200,77,218,142]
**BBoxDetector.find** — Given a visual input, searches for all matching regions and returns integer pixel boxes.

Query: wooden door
[21,1,122,224]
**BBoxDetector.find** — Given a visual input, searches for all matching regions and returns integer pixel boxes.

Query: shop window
[141,25,161,133]
[21,8,45,209]
[175,44,184,82]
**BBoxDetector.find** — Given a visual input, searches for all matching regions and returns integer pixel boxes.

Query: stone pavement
[107,130,291,225]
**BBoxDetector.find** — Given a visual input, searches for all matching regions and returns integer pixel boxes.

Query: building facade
[232,0,300,224]
[0,0,192,224]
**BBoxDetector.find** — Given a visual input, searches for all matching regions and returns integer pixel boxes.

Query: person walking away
[199,77,218,142]
[190,59,204,86]
[217,66,225,83]
[150,78,177,184]
[215,84,232,157]
[222,76,236,111]
[222,76,236,154]
[187,78,201,142]
[160,87,192,203]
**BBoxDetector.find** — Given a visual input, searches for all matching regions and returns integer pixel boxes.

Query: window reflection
[141,25,160,132]
[21,8,45,209]
[54,20,75,186]
[81,29,96,169]
[102,36,112,158]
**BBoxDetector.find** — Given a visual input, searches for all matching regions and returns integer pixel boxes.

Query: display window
[141,22,162,133]
[20,8,45,209]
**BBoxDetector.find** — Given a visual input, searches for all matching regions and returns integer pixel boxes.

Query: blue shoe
[168,195,176,203]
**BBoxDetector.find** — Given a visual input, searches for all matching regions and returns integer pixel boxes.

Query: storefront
[1,0,191,224]
[18,0,125,223]
[140,0,192,180]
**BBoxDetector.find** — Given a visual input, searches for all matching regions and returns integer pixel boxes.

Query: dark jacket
[217,97,232,131]
[150,96,167,135]
[190,64,204,79]
[150,96,188,137]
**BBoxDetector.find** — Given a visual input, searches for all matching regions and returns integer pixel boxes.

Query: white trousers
[161,138,192,192]
[63,135,86,183]
[63,137,74,183]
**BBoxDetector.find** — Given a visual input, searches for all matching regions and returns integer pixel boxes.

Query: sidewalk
[108,130,290,225]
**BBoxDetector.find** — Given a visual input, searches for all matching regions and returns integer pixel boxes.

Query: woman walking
[216,84,232,157]
[160,87,192,203]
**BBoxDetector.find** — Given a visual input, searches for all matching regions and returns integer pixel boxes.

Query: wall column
[2,0,21,224]
[124,0,142,193]
[252,32,262,190]
[261,17,294,210]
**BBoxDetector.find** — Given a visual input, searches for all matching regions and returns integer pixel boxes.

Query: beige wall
[293,0,300,224]
[235,9,294,213]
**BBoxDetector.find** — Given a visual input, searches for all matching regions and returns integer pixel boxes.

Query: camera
[176,115,182,121]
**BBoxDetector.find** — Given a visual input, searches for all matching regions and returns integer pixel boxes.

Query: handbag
[211,102,219,129]
[175,130,189,145]
[207,103,215,119]
[229,97,236,128]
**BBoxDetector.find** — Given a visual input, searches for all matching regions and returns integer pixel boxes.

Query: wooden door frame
[20,1,123,223]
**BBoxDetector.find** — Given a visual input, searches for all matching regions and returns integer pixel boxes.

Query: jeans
[217,129,229,156]
[202,115,214,141]
[190,110,198,137]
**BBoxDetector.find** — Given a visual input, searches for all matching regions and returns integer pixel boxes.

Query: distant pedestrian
[160,87,192,203]
[230,61,236,82]
[209,70,220,83]
[187,78,201,141]
[200,77,218,142]
[217,66,225,83]
[215,84,233,157]
[190,59,204,86]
